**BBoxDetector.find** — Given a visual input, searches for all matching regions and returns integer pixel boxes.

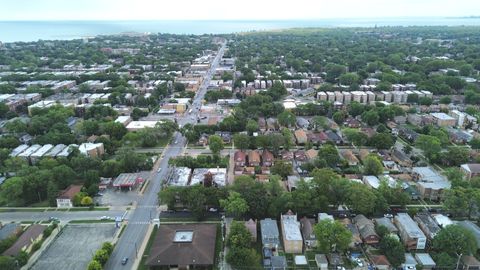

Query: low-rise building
[414,213,441,240]
[3,225,46,256]
[415,253,436,270]
[78,142,104,158]
[260,218,280,249]
[245,219,257,242]
[300,217,317,248]
[167,167,191,187]
[412,167,451,200]
[461,255,480,270]
[353,215,379,245]
[281,211,303,253]
[394,213,427,250]
[430,112,456,127]
[190,168,227,187]
[461,164,480,180]
[56,184,82,208]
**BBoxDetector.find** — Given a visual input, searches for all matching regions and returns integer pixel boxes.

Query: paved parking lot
[31,224,116,270]
[95,188,139,207]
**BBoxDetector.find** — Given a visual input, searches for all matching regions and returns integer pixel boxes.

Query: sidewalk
[131,223,153,270]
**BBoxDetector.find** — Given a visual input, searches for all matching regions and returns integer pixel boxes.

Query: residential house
[262,150,274,167]
[325,130,342,144]
[344,117,361,128]
[280,211,303,253]
[307,131,328,145]
[327,253,344,268]
[461,164,480,180]
[214,131,232,144]
[315,254,329,270]
[266,118,278,131]
[280,150,294,162]
[415,253,436,270]
[374,217,399,234]
[56,185,82,208]
[461,255,480,270]
[370,255,391,270]
[430,112,456,127]
[300,217,317,248]
[305,149,318,161]
[398,127,419,142]
[260,219,280,250]
[248,150,261,167]
[234,151,246,167]
[394,213,427,250]
[353,215,379,245]
[3,225,46,256]
[245,219,257,242]
[342,150,359,166]
[296,117,310,129]
[402,253,417,270]
[414,213,441,240]
[294,150,307,164]
[392,149,413,167]
[294,129,308,145]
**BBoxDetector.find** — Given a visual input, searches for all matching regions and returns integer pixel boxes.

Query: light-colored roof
[415,253,436,266]
[190,168,227,186]
[281,212,302,241]
[168,167,191,186]
[295,255,308,265]
[31,144,54,158]
[363,175,380,189]
[395,213,426,239]
[430,112,455,121]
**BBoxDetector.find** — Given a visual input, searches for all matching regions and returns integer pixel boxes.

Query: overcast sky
[1,0,479,20]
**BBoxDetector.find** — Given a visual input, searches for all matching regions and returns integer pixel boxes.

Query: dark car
[121,257,128,265]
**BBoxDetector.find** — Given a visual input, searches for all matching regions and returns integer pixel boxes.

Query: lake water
[1,18,480,42]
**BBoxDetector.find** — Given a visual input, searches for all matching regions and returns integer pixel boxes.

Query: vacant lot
[31,224,116,270]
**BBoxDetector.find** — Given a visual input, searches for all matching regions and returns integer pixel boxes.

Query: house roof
[234,151,246,162]
[370,255,391,266]
[57,185,82,200]
[248,150,261,162]
[305,149,318,160]
[300,217,315,241]
[461,163,480,174]
[262,150,274,162]
[146,224,217,267]
[3,224,46,256]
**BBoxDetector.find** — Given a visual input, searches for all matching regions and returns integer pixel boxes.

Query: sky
[0,0,479,21]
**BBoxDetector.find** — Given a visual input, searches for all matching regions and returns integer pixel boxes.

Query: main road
[105,40,226,270]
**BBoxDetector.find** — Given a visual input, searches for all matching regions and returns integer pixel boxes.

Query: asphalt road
[104,41,226,270]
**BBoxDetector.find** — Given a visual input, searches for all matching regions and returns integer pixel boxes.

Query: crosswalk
[128,221,151,225]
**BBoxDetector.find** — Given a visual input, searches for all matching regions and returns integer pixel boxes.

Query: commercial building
[112,173,144,190]
[190,168,227,187]
[167,167,191,187]
[280,211,303,253]
[126,120,159,131]
[56,185,82,208]
[394,213,427,250]
[145,224,217,269]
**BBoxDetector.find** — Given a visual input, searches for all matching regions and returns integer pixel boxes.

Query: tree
[443,188,480,218]
[433,224,477,256]
[81,196,93,206]
[344,128,368,146]
[220,191,249,218]
[333,111,346,124]
[270,160,293,179]
[432,252,456,270]
[226,247,261,269]
[415,135,442,162]
[444,147,469,166]
[369,133,394,150]
[314,220,352,253]
[87,260,103,270]
[379,235,405,267]
[363,154,384,175]
[347,183,377,215]
[208,135,224,155]
[339,73,360,85]
[233,133,250,150]
[348,102,366,117]
[361,110,380,126]
[93,249,109,265]
[227,221,252,248]
[102,242,114,255]
[246,119,259,134]
[318,144,340,167]
[439,96,452,104]
[277,111,296,127]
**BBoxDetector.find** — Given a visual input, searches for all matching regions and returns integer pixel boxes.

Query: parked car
[121,257,128,265]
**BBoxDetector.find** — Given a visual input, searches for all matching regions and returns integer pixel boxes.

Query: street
[0,210,126,223]
[104,41,226,270]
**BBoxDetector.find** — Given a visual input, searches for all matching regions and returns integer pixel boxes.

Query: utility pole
[135,242,138,259]
[455,253,462,270]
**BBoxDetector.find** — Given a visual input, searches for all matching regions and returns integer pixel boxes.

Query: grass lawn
[0,208,46,212]
[69,219,115,224]
[68,207,110,211]
[138,225,159,270]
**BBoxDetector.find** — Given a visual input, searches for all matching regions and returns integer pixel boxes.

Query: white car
[384,213,394,218]
[355,258,364,267]
[157,168,162,173]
